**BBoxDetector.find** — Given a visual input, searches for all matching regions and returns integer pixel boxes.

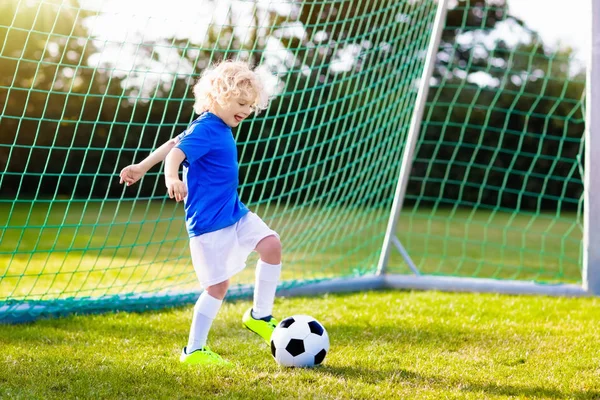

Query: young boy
[119,60,282,365]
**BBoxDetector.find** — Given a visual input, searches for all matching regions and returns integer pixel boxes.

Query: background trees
[0,0,585,210]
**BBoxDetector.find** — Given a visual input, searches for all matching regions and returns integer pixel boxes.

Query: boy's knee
[257,235,282,264]
[206,279,230,300]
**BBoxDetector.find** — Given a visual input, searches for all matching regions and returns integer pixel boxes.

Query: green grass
[0,201,583,302]
[1,290,599,399]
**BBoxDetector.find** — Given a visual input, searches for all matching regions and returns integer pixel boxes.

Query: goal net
[0,0,589,323]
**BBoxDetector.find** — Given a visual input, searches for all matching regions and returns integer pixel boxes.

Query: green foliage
[414,2,585,210]
[0,0,587,209]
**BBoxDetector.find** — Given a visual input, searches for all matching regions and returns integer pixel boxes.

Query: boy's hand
[119,164,146,186]
[166,176,187,202]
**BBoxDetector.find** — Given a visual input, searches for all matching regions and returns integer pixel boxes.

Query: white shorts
[189,212,279,287]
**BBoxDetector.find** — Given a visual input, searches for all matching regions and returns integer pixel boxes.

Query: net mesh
[0,0,437,322]
[387,0,585,283]
[0,0,586,322]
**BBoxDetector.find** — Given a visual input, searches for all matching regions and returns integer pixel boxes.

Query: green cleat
[180,346,230,365]
[242,308,278,344]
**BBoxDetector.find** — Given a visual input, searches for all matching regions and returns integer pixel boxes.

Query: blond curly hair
[192,60,270,115]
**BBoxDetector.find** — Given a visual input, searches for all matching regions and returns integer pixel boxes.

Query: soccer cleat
[242,308,279,344]
[180,346,229,365]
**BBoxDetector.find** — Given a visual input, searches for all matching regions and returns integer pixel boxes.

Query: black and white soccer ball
[270,315,329,367]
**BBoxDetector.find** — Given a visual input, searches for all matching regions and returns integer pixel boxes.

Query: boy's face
[213,95,255,128]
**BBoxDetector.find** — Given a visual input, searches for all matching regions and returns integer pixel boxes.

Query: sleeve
[175,126,211,164]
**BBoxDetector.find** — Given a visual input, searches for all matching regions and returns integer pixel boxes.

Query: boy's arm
[164,148,187,202]
[119,137,179,186]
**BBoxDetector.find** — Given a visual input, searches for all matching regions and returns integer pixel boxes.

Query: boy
[119,60,282,365]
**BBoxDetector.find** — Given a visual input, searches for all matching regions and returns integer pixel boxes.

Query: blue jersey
[175,112,248,237]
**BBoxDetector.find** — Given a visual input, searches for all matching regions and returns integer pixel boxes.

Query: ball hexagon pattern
[270,315,329,367]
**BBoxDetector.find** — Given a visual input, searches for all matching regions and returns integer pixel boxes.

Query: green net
[0,0,438,322]
[387,1,585,283]
[0,0,586,323]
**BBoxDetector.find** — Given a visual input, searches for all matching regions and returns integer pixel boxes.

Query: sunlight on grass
[0,201,583,303]
[0,252,341,301]
[1,291,598,399]
[391,208,582,283]
[0,201,385,301]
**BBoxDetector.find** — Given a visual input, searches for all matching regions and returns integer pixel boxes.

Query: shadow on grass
[0,308,187,345]
[2,311,598,399]
[318,364,599,399]
[324,322,490,349]
[457,381,599,400]
[2,309,480,351]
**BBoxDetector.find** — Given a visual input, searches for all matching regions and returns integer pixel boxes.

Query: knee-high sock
[252,260,282,319]
[186,291,222,353]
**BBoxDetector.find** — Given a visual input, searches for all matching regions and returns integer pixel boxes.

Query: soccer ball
[270,315,329,367]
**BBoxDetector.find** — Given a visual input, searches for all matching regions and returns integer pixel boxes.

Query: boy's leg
[181,280,229,365]
[253,234,282,318]
[186,291,222,353]
[252,258,281,319]
[243,235,282,343]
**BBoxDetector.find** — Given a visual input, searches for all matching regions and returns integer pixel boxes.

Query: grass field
[1,290,599,399]
[0,201,594,398]
[0,200,582,303]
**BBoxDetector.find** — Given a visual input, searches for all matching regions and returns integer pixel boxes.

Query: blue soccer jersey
[175,112,248,237]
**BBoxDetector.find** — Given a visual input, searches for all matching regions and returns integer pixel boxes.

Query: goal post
[376,0,449,277]
[584,0,600,295]
[378,0,595,297]
[380,0,591,297]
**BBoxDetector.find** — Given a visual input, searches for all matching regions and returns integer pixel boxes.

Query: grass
[0,200,388,300]
[0,201,583,301]
[1,290,599,399]
[0,201,591,397]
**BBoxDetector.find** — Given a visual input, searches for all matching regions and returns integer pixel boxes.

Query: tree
[414,0,585,210]
[0,0,586,211]
[0,0,129,198]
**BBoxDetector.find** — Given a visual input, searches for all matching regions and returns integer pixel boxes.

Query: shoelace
[255,312,278,329]
[266,319,278,330]
[201,347,221,359]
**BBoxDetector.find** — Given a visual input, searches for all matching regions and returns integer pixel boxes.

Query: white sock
[252,260,281,319]
[186,291,223,353]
